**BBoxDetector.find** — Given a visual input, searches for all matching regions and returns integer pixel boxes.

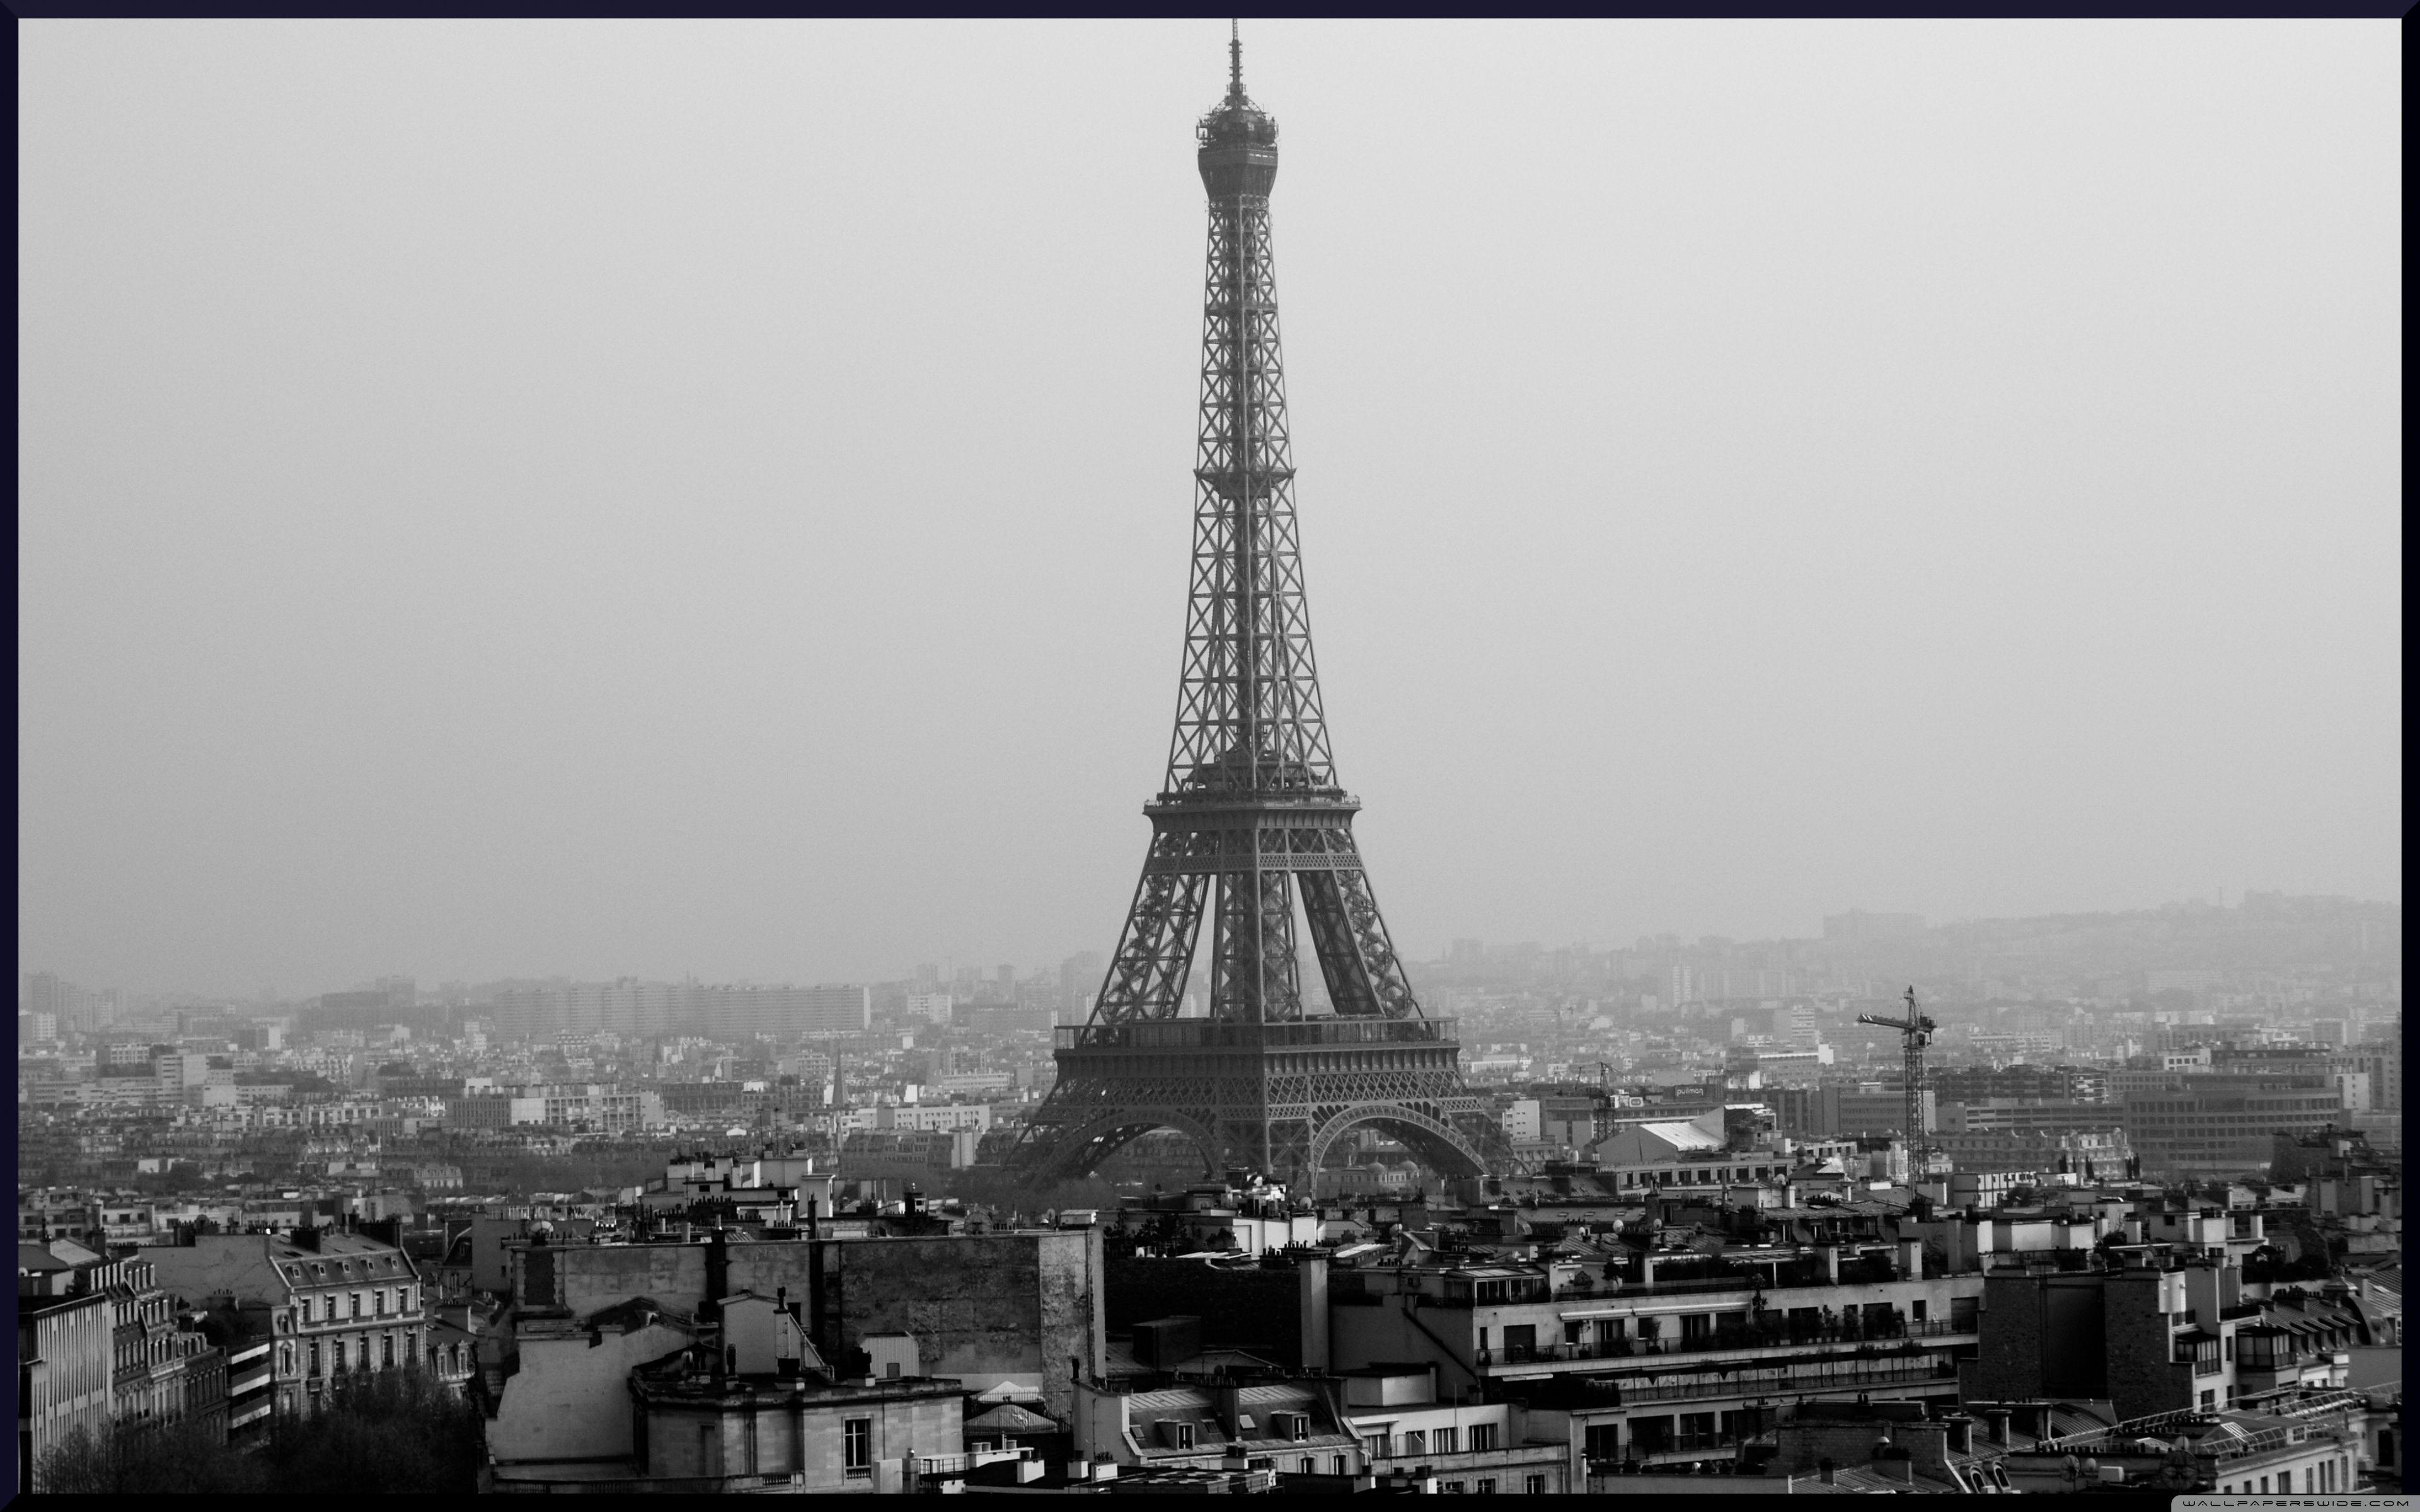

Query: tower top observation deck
[1199,25,1278,198]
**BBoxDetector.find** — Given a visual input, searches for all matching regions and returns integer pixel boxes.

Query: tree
[262,1365,485,1493]
[36,1418,264,1494]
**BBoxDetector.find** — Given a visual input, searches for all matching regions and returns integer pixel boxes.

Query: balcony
[1479,1317,1975,1370]
[1555,1257,1912,1302]
[1610,1358,1961,1406]
[1664,1432,1742,1461]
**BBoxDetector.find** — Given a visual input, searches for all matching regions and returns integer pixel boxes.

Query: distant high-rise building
[693,983,870,1039]
[26,971,104,1032]
[1058,951,1106,1002]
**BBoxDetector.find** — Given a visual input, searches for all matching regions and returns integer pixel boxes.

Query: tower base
[1010,1017,1519,1187]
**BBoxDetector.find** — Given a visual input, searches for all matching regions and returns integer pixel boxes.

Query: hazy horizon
[20,20,2400,998]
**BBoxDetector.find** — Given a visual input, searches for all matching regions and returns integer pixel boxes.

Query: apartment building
[15,1286,112,1494]
[1334,1364,1569,1492]
[2121,1075,2347,1178]
[1325,1239,1985,1481]
[146,1227,429,1419]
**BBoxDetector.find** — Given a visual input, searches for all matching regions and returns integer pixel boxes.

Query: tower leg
[1300,864,1420,1019]
[1211,858,1301,1022]
[1094,842,1209,1023]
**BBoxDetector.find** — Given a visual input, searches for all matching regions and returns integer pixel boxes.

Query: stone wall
[514,1230,1107,1428]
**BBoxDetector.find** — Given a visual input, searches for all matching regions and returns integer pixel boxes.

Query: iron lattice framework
[1011,40,1518,1188]
[1857,987,1937,1164]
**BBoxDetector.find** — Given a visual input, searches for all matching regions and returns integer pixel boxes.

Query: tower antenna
[1230,19,1243,98]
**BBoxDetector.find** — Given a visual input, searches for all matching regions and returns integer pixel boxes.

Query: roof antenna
[1229,18,1244,100]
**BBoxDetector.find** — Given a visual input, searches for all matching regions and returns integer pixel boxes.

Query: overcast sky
[18,20,2400,998]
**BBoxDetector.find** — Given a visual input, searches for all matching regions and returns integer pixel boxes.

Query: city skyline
[23,885,2400,1009]
[21,21,2399,998]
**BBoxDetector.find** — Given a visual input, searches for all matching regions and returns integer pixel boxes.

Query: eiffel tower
[1011,33,1518,1189]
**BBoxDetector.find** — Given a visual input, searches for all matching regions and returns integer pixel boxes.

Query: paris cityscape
[17,20,2399,1499]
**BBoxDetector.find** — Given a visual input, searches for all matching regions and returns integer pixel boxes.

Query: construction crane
[1857,987,1936,1167]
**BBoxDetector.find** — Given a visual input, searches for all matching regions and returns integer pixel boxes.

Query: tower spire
[1229,19,1244,100]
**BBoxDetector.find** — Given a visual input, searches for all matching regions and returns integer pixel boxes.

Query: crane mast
[1857,986,1936,1171]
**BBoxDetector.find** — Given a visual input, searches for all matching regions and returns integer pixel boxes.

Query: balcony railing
[1666,1431,1742,1455]
[1558,1257,1910,1299]
[1055,1018,1456,1051]
[1612,1358,1961,1406]
[1480,1317,1974,1368]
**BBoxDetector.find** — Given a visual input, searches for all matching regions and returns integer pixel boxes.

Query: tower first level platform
[1020,1017,1516,1186]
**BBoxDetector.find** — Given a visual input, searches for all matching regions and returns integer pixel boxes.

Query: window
[1400,1431,1426,1457]
[843,1418,873,1472]
[1911,1300,1927,1323]
[381,1334,394,1368]
[1477,1479,1498,1493]
[279,1344,294,1377]
[1470,1423,1500,1453]
[1444,1483,1466,1494]
[1524,1475,1547,1494]
[1332,1457,1347,1475]
[350,1293,362,1320]
[374,1290,387,1315]
[308,1341,321,1376]
[1433,1427,1458,1455]
[1299,1458,1315,1475]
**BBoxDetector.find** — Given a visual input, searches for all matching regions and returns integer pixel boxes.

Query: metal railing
[1055,1018,1456,1051]
[2024,1391,2367,1461]
[1615,1359,1961,1406]
[1480,1317,1973,1368]
[1557,1259,1918,1300]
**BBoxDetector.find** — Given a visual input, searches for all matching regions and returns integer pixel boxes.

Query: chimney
[1986,1409,2012,1446]
[1817,1245,1840,1284]
[705,1225,730,1308]
[1898,1238,1924,1281]
[806,1223,827,1356]
[1211,1383,1243,1437]
[1818,1458,1836,1485]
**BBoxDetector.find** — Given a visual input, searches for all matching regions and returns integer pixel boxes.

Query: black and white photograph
[14,17,2400,1497]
